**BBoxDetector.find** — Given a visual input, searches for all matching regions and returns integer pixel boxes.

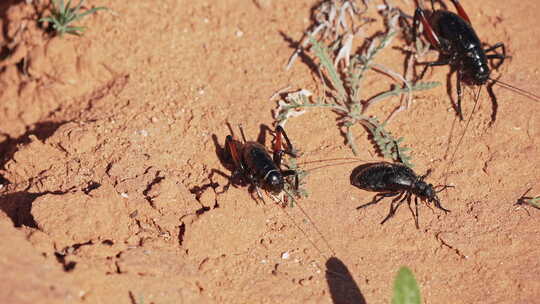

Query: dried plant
[286,0,367,70]
[282,155,309,207]
[359,117,413,167]
[276,3,440,166]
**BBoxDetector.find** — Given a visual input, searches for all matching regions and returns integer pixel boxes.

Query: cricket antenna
[443,86,482,184]
[271,191,336,259]
[304,160,369,173]
[297,157,372,173]
[489,77,540,102]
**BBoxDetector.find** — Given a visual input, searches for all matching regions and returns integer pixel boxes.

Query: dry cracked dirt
[0,0,539,303]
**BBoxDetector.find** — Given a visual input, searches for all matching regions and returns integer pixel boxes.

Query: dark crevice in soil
[65,240,94,253]
[0,0,25,40]
[128,291,138,304]
[0,191,41,228]
[105,162,114,178]
[0,188,73,228]
[190,182,220,202]
[0,45,11,62]
[195,206,211,216]
[178,223,186,246]
[84,74,130,112]
[0,120,69,169]
[82,181,101,194]
[115,261,122,274]
[54,252,77,272]
[54,240,94,272]
[142,172,164,207]
[15,56,28,76]
[435,233,467,259]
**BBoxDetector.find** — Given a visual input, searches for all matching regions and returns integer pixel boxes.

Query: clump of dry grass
[276,1,440,166]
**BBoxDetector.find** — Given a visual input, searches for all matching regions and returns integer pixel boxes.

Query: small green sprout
[525,197,540,208]
[282,155,309,207]
[392,266,421,304]
[516,188,540,210]
[40,0,108,36]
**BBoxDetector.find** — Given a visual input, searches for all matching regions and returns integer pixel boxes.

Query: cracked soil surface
[0,0,539,303]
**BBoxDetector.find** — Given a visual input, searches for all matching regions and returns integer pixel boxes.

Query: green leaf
[392,267,421,304]
[526,197,540,207]
[39,17,55,23]
[41,0,107,37]
[309,36,347,101]
[58,0,65,13]
[367,81,441,105]
[74,6,108,21]
[66,26,86,34]
[73,0,85,13]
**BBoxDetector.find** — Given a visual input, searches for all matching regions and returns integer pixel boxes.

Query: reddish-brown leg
[414,7,442,49]
[273,125,299,189]
[273,125,296,165]
[225,135,244,173]
[449,0,472,24]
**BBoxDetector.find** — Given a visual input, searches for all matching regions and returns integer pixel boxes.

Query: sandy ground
[1,0,539,303]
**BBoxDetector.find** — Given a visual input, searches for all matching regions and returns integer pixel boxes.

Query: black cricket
[224,126,336,257]
[414,0,506,121]
[225,125,298,200]
[351,162,451,228]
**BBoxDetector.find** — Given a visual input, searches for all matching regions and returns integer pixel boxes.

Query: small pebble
[138,130,149,137]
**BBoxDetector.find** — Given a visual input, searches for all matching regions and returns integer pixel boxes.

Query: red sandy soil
[0,0,539,303]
